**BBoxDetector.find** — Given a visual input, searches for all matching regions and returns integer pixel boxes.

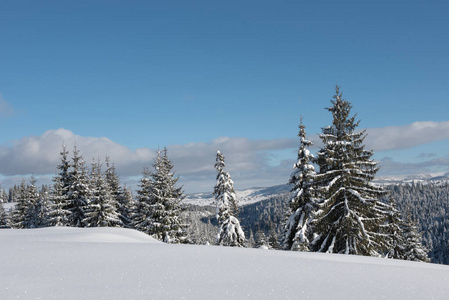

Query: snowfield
[1,227,448,300]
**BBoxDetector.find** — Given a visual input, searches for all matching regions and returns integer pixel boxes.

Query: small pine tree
[255,230,269,249]
[402,213,430,262]
[214,151,245,247]
[383,197,407,259]
[83,159,122,227]
[105,157,130,227]
[35,185,51,227]
[281,117,317,251]
[0,201,9,228]
[120,185,135,228]
[11,178,39,229]
[268,229,280,250]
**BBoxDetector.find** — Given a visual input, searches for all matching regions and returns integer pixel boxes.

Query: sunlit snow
[1,227,448,299]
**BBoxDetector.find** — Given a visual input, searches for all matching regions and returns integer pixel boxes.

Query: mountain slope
[1,227,448,299]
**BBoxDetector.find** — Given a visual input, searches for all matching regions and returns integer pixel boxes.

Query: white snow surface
[1,228,449,300]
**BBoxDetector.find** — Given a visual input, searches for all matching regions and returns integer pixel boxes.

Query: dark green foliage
[313,86,388,255]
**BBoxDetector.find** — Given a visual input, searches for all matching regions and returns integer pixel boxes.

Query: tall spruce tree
[105,157,130,227]
[83,159,122,227]
[49,145,71,226]
[133,167,152,232]
[67,146,90,227]
[312,86,387,256]
[214,151,245,247]
[281,118,317,251]
[134,149,187,243]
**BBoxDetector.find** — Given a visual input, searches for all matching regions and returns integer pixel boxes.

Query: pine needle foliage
[312,86,388,256]
[214,150,245,247]
[281,118,317,251]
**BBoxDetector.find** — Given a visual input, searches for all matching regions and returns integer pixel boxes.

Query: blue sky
[1,0,448,192]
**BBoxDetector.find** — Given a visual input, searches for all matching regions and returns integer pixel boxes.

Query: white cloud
[1,120,449,193]
[0,129,298,192]
[0,128,156,177]
[378,156,449,176]
[366,121,449,151]
[0,94,14,118]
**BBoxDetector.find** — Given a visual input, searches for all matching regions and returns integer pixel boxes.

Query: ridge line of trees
[0,86,432,262]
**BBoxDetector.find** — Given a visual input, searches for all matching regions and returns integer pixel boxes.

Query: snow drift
[1,227,448,299]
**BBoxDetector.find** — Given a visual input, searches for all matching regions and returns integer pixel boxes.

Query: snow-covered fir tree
[281,118,317,251]
[105,157,130,227]
[66,146,90,227]
[134,149,187,243]
[133,167,153,234]
[35,184,51,227]
[402,212,430,262]
[120,185,135,228]
[11,178,39,229]
[0,199,9,228]
[255,229,269,249]
[384,197,407,259]
[48,145,72,226]
[214,150,245,247]
[83,159,122,227]
[312,86,388,256]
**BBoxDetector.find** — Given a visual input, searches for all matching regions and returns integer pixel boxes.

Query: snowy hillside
[184,173,449,207]
[1,227,448,299]
[183,184,290,206]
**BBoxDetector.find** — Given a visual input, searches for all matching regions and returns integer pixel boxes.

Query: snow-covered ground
[1,227,448,299]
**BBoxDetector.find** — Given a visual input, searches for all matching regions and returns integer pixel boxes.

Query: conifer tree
[281,118,317,251]
[255,229,269,249]
[11,178,39,228]
[383,197,407,259]
[312,86,387,256]
[10,180,29,229]
[0,199,9,228]
[133,167,153,233]
[120,185,135,228]
[149,148,187,243]
[49,145,72,226]
[67,146,90,227]
[402,213,430,262]
[214,150,245,247]
[83,159,122,227]
[134,149,187,243]
[105,157,130,227]
[35,184,51,227]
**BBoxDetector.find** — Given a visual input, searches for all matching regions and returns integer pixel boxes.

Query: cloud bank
[0,120,448,192]
[365,121,449,151]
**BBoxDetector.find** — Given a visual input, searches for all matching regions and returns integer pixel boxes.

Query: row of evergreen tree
[2,145,190,244]
[0,86,430,262]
